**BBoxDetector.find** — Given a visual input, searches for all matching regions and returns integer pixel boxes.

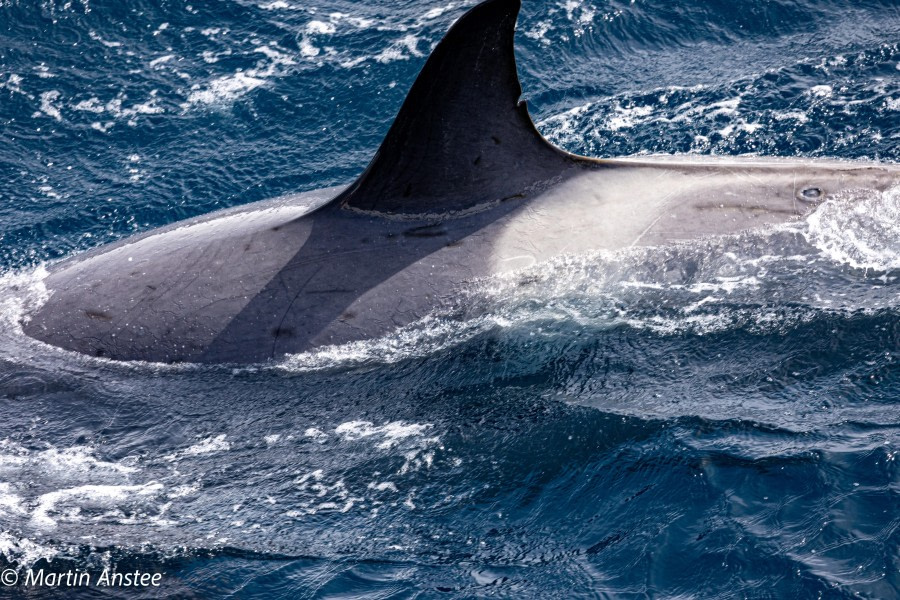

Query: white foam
[304,427,329,442]
[31,483,164,529]
[287,470,363,516]
[149,54,174,67]
[0,482,25,517]
[37,184,60,199]
[37,90,62,121]
[808,84,833,98]
[306,20,336,35]
[0,442,141,489]
[562,0,596,27]
[160,435,232,463]
[328,12,375,29]
[716,120,763,138]
[0,437,175,541]
[71,93,164,126]
[183,435,231,456]
[168,483,200,498]
[335,421,434,449]
[286,445,443,517]
[685,276,762,295]
[187,71,267,105]
[202,50,224,63]
[620,275,762,297]
[299,38,320,58]
[368,481,398,492]
[333,421,441,476]
[421,3,457,20]
[259,0,292,9]
[524,20,553,45]
[0,533,59,567]
[0,265,50,348]
[607,104,654,131]
[772,109,810,123]
[539,88,743,147]
[277,312,492,371]
[804,186,900,271]
[0,73,29,97]
[88,30,122,48]
[0,442,139,479]
[107,96,164,117]
[375,35,423,63]
[73,97,105,113]
[185,39,300,107]
[255,44,297,65]
[34,64,54,79]
[399,449,435,475]
[339,56,367,69]
[672,97,741,122]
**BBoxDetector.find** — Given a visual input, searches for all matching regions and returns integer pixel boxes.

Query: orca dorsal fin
[339,0,576,217]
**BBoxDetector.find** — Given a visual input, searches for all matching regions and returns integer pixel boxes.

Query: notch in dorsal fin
[339,0,576,216]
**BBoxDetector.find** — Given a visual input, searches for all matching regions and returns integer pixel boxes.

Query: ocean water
[1,0,899,597]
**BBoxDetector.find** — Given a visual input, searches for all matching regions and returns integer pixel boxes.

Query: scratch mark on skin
[403,224,448,238]
[271,265,323,358]
[691,202,796,215]
[278,246,382,272]
[84,310,113,321]
[630,212,666,247]
[192,295,247,313]
[793,172,799,215]
[303,288,355,294]
[630,183,681,247]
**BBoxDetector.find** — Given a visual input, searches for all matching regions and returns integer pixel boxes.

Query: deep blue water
[1,0,899,598]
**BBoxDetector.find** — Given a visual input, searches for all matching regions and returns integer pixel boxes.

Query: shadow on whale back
[21,0,900,364]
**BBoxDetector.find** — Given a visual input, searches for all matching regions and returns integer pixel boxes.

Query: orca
[22,0,900,364]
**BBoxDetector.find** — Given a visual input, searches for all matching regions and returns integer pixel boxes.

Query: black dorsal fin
[339,0,575,216]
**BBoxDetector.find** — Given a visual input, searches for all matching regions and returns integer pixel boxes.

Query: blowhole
[800,187,823,201]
